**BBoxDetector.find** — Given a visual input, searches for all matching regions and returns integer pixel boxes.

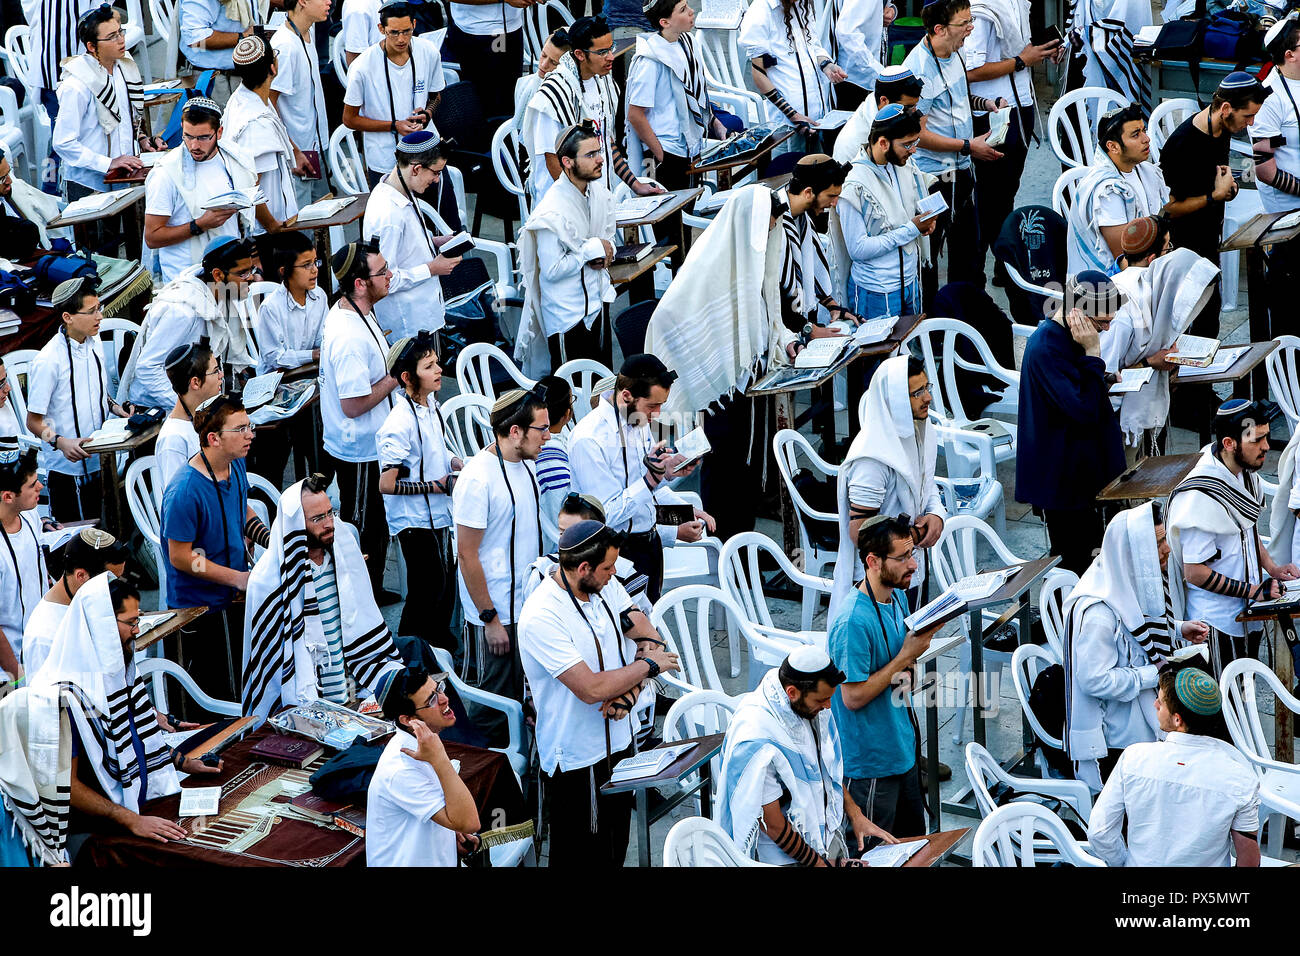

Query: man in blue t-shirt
[161,393,271,710]
[828,513,941,844]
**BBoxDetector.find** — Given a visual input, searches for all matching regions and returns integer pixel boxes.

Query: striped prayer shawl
[778,196,833,319]
[242,480,401,720]
[308,558,348,704]
[0,685,71,865]
[1092,17,1151,112]
[531,53,621,192]
[1170,474,1263,529]
[38,0,85,90]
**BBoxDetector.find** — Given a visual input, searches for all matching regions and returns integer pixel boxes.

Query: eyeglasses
[527,423,550,433]
[899,138,921,152]
[0,376,9,390]
[218,423,256,435]
[946,17,972,28]
[293,258,323,270]
[116,615,141,631]
[95,28,124,43]
[368,264,393,278]
[586,44,615,57]
[909,382,932,398]
[71,306,103,316]
[204,360,223,379]
[882,547,916,563]
[0,170,11,186]
[182,131,217,144]
[307,508,337,524]
[233,266,261,280]
[385,26,414,37]
[414,679,448,709]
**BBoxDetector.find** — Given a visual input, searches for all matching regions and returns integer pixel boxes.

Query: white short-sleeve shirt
[451,447,542,625]
[365,729,457,867]
[341,0,381,54]
[0,511,46,669]
[319,303,395,463]
[343,39,446,174]
[903,39,973,174]
[144,153,244,283]
[270,21,330,155]
[27,330,111,477]
[518,572,637,774]
[1253,72,1300,213]
[626,56,687,158]
[156,416,200,493]
[449,1,523,36]
[376,396,455,533]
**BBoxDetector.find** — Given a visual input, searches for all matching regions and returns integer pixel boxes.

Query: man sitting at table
[120,236,260,411]
[366,664,480,867]
[31,575,222,859]
[1087,666,1261,867]
[242,474,404,720]
[718,646,892,866]
[0,146,66,250]
[1168,399,1300,677]
[23,528,128,676]
[514,122,618,376]
[1063,502,1210,792]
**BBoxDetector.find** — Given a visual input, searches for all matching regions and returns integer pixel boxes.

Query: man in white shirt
[514,28,570,144]
[53,6,158,200]
[343,2,445,184]
[446,0,528,122]
[518,519,681,867]
[1088,666,1261,867]
[271,0,332,207]
[21,0,103,165]
[363,130,462,342]
[224,34,303,230]
[366,665,481,867]
[0,442,47,685]
[831,0,895,109]
[26,278,132,523]
[156,341,221,494]
[121,235,261,410]
[342,0,382,67]
[568,354,711,603]
[179,0,258,71]
[516,122,617,373]
[1169,399,1300,677]
[1253,19,1300,346]
[321,238,402,598]
[0,146,66,248]
[1066,104,1170,275]
[143,97,292,282]
[453,386,550,745]
[831,66,923,165]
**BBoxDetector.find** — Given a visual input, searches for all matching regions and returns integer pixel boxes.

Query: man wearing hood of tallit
[830,354,944,621]
[1063,501,1209,792]
[30,574,221,857]
[242,475,404,721]
[643,184,800,540]
[1168,399,1300,678]
[1100,225,1219,462]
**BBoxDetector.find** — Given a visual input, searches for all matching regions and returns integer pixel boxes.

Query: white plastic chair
[431,646,528,778]
[97,317,141,403]
[720,530,832,650]
[1038,567,1078,661]
[0,85,31,184]
[552,358,612,427]
[664,816,774,866]
[122,0,153,83]
[330,32,349,87]
[148,0,182,81]
[935,471,1006,535]
[1219,658,1300,858]
[931,514,1026,744]
[328,125,367,197]
[660,489,726,617]
[1220,183,1261,309]
[521,0,574,71]
[966,742,1093,824]
[137,656,241,718]
[1011,643,1068,776]
[663,688,740,813]
[440,393,493,460]
[1266,334,1300,437]
[1050,165,1089,218]
[490,119,532,228]
[1147,97,1198,163]
[971,800,1105,867]
[1,26,48,179]
[125,455,169,609]
[1047,86,1129,169]
[650,585,801,694]
[454,341,534,405]
[771,428,838,600]
[0,349,43,452]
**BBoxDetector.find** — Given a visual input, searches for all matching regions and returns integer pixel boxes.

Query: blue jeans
[39,88,60,194]
[846,280,919,321]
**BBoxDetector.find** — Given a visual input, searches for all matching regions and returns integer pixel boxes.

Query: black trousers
[649,151,692,243]
[973,104,1036,276]
[1267,238,1300,340]
[847,768,927,851]
[545,744,635,868]
[701,391,767,541]
[326,455,390,596]
[445,22,524,122]
[922,165,980,308]
[173,605,245,720]
[832,80,868,113]
[1044,505,1106,577]
[1207,626,1262,680]
[248,406,322,486]
[45,470,103,525]
[465,622,525,749]
[618,530,665,604]
[547,312,611,369]
[396,526,459,654]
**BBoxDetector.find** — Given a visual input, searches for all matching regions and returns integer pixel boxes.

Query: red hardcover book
[288,791,351,824]
[248,734,324,768]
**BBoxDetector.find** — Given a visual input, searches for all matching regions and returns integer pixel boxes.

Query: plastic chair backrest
[720,530,831,633]
[553,358,613,425]
[964,741,1094,823]
[440,393,493,460]
[97,318,141,401]
[651,585,744,693]
[3,26,34,90]
[137,656,242,715]
[490,119,531,225]
[1047,86,1129,169]
[972,801,1106,867]
[664,689,740,742]
[330,32,349,86]
[454,341,534,404]
[931,514,1022,592]
[1010,643,1065,750]
[902,317,1018,426]
[148,0,181,79]
[1039,567,1078,660]
[1051,166,1089,218]
[664,816,772,867]
[1266,335,1300,435]
[1148,97,1198,161]
[328,125,367,197]
[125,455,167,608]
[1220,658,1300,770]
[1,349,41,445]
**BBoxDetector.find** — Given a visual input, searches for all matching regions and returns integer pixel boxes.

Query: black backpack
[1027,662,1074,778]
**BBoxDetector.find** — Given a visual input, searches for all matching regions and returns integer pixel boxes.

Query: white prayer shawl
[1062,502,1173,775]
[971,0,1029,56]
[223,85,298,175]
[514,173,617,377]
[242,479,403,721]
[831,97,879,165]
[0,684,71,865]
[147,143,261,272]
[829,353,939,620]
[1269,441,1300,566]
[627,32,711,160]
[1167,446,1264,626]
[1067,149,1167,274]
[645,184,795,417]
[777,187,833,320]
[1104,249,1218,445]
[61,52,144,138]
[117,269,258,403]
[223,0,272,28]
[31,574,179,814]
[1073,0,1151,110]
[717,667,845,861]
[526,53,621,194]
[7,177,69,248]
[827,147,931,308]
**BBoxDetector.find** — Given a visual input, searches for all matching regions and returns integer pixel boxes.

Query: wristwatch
[188,219,202,236]
[960,139,971,156]
[644,657,661,679]
[1013,54,1026,71]
[478,607,499,625]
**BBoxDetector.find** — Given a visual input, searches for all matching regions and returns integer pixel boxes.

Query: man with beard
[1169,399,1300,676]
[828,514,943,846]
[718,645,891,865]
[242,475,404,719]
[0,146,64,249]
[776,154,854,334]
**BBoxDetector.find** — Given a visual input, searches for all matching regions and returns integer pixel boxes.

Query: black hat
[618,353,677,386]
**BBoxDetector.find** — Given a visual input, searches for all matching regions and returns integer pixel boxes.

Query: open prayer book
[795,336,852,368]
[61,190,124,217]
[610,743,693,783]
[137,611,176,637]
[249,379,316,425]
[986,107,1014,148]
[1166,334,1220,368]
[671,425,712,466]
[202,187,258,211]
[1110,366,1154,394]
[904,567,1019,632]
[294,195,356,223]
[1195,345,1250,376]
[241,371,282,409]
[916,191,948,222]
[616,194,672,223]
[862,838,928,867]
[827,315,899,346]
[80,417,132,451]
[1169,643,1210,665]
[815,109,854,130]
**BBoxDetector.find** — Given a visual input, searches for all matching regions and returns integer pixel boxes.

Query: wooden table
[902,827,971,867]
[90,420,162,541]
[1096,452,1200,502]
[294,193,370,295]
[47,184,147,255]
[135,605,209,653]
[689,127,798,190]
[610,243,676,286]
[618,187,702,270]
[1171,340,1279,398]
[600,733,724,867]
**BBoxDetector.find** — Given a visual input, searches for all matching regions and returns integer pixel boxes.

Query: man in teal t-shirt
[828,513,940,845]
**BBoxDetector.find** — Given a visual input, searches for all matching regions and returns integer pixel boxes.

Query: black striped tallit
[58,676,171,793]
[1093,17,1152,112]
[780,205,833,316]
